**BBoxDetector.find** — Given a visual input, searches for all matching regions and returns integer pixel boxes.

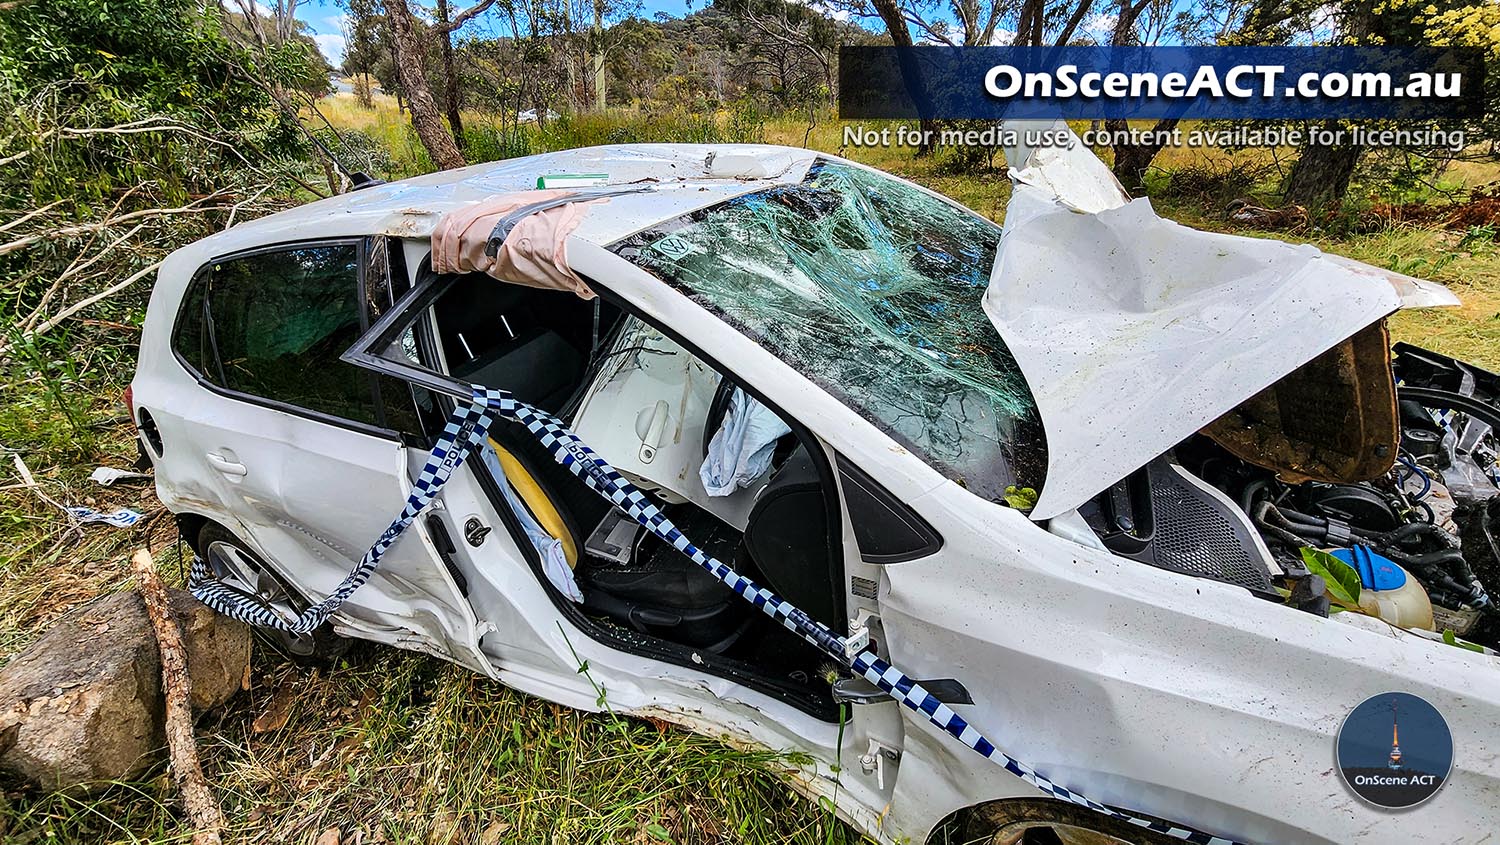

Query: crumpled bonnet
[429,189,606,299]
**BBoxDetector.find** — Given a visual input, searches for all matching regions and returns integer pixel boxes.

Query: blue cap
[1330,545,1407,591]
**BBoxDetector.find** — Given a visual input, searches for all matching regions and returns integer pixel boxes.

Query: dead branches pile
[0,99,300,358]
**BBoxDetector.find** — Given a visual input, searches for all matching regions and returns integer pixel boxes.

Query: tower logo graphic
[1337,692,1452,809]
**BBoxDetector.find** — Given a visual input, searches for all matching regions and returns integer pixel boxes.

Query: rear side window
[173,243,381,425]
[172,280,210,376]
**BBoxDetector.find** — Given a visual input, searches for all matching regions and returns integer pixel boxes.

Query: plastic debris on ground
[65,507,144,528]
[90,467,151,486]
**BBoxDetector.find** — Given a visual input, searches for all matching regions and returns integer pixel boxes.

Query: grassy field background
[1,96,1498,843]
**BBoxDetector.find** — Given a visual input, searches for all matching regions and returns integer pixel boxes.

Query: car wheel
[194,523,350,663]
[958,799,1189,845]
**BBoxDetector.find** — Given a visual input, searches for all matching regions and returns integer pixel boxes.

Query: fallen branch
[0,193,234,258]
[0,199,63,234]
[4,260,163,350]
[131,548,225,845]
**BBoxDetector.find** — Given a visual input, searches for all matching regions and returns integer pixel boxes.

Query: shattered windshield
[611,158,1045,502]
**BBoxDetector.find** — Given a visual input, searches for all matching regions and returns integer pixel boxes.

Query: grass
[2,98,1499,843]
[4,649,849,843]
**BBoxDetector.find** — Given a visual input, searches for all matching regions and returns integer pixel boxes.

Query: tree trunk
[592,0,607,110]
[1284,125,1363,207]
[868,0,935,155]
[388,0,466,170]
[1108,117,1178,192]
[1104,0,1172,192]
[437,0,466,149]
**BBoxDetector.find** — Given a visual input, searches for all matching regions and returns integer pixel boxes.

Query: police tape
[190,386,1248,845]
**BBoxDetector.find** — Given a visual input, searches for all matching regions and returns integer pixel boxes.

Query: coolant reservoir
[1331,546,1435,631]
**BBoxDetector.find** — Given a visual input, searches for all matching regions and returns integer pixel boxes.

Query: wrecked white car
[131,128,1500,844]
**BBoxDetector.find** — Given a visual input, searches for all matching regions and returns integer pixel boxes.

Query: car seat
[738,446,841,629]
[485,412,752,653]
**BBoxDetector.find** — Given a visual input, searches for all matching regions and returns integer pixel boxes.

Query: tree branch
[435,0,498,34]
[1055,0,1097,45]
[132,549,225,845]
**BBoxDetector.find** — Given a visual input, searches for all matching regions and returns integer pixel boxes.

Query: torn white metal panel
[1323,252,1462,309]
[986,125,1458,520]
[1000,120,1130,215]
[985,188,1414,520]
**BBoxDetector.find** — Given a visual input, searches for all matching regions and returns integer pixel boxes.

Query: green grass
[3,99,1498,844]
[4,649,852,844]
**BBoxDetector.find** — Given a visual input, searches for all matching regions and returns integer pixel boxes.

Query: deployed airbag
[478,443,582,602]
[430,189,603,298]
[700,387,791,496]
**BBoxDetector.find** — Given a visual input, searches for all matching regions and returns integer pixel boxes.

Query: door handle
[205,452,247,476]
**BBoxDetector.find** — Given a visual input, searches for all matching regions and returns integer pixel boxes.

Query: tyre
[958,799,1190,845]
[193,523,350,663]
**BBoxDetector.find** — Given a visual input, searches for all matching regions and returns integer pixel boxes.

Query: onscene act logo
[1336,692,1454,809]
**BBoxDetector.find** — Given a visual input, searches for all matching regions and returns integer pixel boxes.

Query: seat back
[742,447,839,628]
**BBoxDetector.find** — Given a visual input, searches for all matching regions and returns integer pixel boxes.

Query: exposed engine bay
[1080,341,1500,651]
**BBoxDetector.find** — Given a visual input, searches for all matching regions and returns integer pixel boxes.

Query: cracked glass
[612,159,1046,502]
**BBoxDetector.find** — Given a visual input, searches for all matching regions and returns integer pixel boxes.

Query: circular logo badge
[1336,692,1453,809]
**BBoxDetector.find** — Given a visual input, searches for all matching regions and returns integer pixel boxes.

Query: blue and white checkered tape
[190,387,1247,845]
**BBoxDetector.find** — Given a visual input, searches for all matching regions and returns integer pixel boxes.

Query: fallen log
[131,548,225,845]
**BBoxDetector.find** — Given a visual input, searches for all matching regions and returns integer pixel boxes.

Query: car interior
[423,270,846,714]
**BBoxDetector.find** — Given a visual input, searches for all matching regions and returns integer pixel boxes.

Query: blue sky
[294,0,697,65]
[293,0,1128,66]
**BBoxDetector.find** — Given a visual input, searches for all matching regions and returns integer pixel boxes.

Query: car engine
[1084,343,1500,650]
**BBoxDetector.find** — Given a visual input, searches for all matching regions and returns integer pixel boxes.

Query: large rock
[0,589,250,790]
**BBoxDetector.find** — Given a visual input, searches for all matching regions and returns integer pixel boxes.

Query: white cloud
[1082,12,1117,39]
[989,27,1016,45]
[313,32,347,64]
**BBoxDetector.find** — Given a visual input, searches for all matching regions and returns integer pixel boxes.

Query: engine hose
[1415,501,1438,525]
[1253,502,1313,550]
[1239,478,1273,515]
[1397,455,1432,500]
[1277,509,1326,529]
[1370,521,1462,553]
[1377,546,1490,610]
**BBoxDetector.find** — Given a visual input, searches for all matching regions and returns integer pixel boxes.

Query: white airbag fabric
[700,387,791,497]
[985,187,1410,521]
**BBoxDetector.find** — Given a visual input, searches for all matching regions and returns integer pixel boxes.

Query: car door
[342,256,921,828]
[158,238,489,672]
